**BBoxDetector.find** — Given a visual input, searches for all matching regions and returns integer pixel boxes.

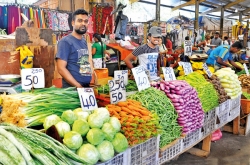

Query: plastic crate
[228,105,240,122]
[141,152,159,165]
[203,108,216,124]
[182,128,201,150]
[97,151,128,165]
[127,136,160,165]
[230,95,241,109]
[158,138,183,164]
[217,100,230,116]
[201,118,216,138]
[215,111,229,129]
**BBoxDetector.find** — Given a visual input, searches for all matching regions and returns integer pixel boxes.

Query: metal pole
[156,0,161,22]
[239,12,243,23]
[194,0,199,31]
[220,6,224,36]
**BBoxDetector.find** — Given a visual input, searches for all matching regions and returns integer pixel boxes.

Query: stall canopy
[200,16,233,31]
[0,0,38,4]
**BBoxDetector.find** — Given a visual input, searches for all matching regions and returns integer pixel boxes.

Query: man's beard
[75,26,87,35]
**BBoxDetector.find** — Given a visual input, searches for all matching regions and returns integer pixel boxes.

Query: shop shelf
[127,136,160,165]
[217,100,230,116]
[203,108,216,124]
[182,128,201,150]
[228,105,240,122]
[158,138,183,164]
[230,95,241,109]
[201,118,216,138]
[97,151,128,165]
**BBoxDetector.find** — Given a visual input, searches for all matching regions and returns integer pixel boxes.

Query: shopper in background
[165,35,173,55]
[192,32,202,47]
[56,9,92,88]
[206,41,243,70]
[211,32,222,46]
[92,33,110,68]
[223,36,231,45]
[158,37,168,67]
[124,26,161,81]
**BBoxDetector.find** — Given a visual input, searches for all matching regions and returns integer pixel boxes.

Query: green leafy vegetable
[112,133,128,153]
[72,119,90,136]
[97,140,115,162]
[43,114,61,130]
[55,121,71,138]
[109,117,121,132]
[63,131,83,150]
[86,128,105,146]
[77,143,100,165]
[61,110,77,125]
[102,123,116,141]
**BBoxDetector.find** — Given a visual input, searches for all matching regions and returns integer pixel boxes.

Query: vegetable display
[236,68,250,76]
[238,74,250,89]
[178,72,219,112]
[151,80,204,134]
[43,108,128,164]
[106,100,160,146]
[215,68,242,99]
[205,75,230,104]
[128,87,181,148]
[0,124,89,165]
[97,80,138,95]
[243,92,250,99]
[0,87,81,127]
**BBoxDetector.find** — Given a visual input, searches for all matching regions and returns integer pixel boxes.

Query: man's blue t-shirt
[206,45,233,66]
[56,34,92,87]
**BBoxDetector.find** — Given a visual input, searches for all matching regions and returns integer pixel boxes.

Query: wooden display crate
[241,99,250,114]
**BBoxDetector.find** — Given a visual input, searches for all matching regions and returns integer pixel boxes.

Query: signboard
[179,62,193,75]
[243,63,249,76]
[21,68,45,90]
[108,79,126,104]
[114,70,128,85]
[77,88,98,111]
[202,63,213,78]
[132,65,150,91]
[184,40,192,56]
[162,67,176,81]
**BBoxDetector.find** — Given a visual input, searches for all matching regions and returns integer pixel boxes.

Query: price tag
[184,40,192,56]
[21,68,45,90]
[162,67,176,81]
[202,63,213,78]
[77,88,98,111]
[243,63,249,76]
[108,79,126,104]
[179,62,193,75]
[132,65,150,91]
[114,70,128,85]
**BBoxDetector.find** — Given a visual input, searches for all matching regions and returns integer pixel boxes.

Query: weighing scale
[0,83,22,94]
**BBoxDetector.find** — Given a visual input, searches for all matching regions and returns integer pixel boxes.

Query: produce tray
[158,138,183,164]
[182,128,201,150]
[97,151,128,165]
[230,95,241,109]
[201,118,216,138]
[228,105,240,122]
[127,136,160,165]
[203,108,216,124]
[217,100,230,116]
[141,152,159,165]
[215,110,229,129]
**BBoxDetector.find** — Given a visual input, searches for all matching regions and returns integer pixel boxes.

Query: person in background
[198,34,211,47]
[92,33,110,68]
[158,37,168,67]
[56,9,92,88]
[223,36,231,45]
[206,41,243,70]
[192,32,202,47]
[211,32,222,46]
[165,35,173,55]
[124,26,161,81]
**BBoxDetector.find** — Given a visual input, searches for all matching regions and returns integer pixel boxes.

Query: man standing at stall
[206,41,243,70]
[210,32,222,46]
[56,9,93,88]
[124,26,161,81]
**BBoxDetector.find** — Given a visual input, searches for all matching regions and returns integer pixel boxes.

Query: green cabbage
[55,121,71,138]
[97,141,114,162]
[109,117,121,132]
[94,108,110,123]
[112,133,128,153]
[88,113,104,128]
[72,119,90,136]
[61,110,78,125]
[73,108,83,113]
[63,131,83,150]
[101,123,116,141]
[74,111,89,121]
[43,114,61,130]
[87,128,105,145]
[77,143,100,165]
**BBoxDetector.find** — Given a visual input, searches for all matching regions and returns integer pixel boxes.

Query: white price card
[162,67,176,81]
[108,79,126,104]
[184,40,192,56]
[77,88,98,111]
[114,70,128,85]
[132,65,150,91]
[243,63,249,76]
[21,68,45,90]
[179,62,193,75]
[202,63,213,78]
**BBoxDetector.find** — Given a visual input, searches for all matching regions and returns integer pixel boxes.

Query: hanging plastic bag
[16,46,34,69]
[211,129,222,142]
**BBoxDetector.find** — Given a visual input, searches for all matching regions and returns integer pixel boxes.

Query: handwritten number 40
[81,95,96,109]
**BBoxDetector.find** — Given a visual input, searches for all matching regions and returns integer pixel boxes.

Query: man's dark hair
[210,36,214,40]
[148,33,152,37]
[215,32,220,35]
[72,9,88,20]
[232,41,243,49]
[185,36,189,40]
[224,36,228,40]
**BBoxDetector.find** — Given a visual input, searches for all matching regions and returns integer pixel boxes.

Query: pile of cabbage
[43,108,128,164]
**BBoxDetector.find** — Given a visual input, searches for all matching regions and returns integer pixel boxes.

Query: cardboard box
[0,36,16,52]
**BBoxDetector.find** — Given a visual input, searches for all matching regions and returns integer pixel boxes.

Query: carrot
[127,105,150,116]
[107,104,116,108]
[115,106,122,112]
[141,116,151,121]
[117,101,128,107]
[121,107,139,116]
[127,99,141,105]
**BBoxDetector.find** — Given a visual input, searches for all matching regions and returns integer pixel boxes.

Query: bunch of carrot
[106,99,161,146]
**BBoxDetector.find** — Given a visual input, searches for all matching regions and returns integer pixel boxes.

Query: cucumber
[0,150,17,165]
[0,135,26,165]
